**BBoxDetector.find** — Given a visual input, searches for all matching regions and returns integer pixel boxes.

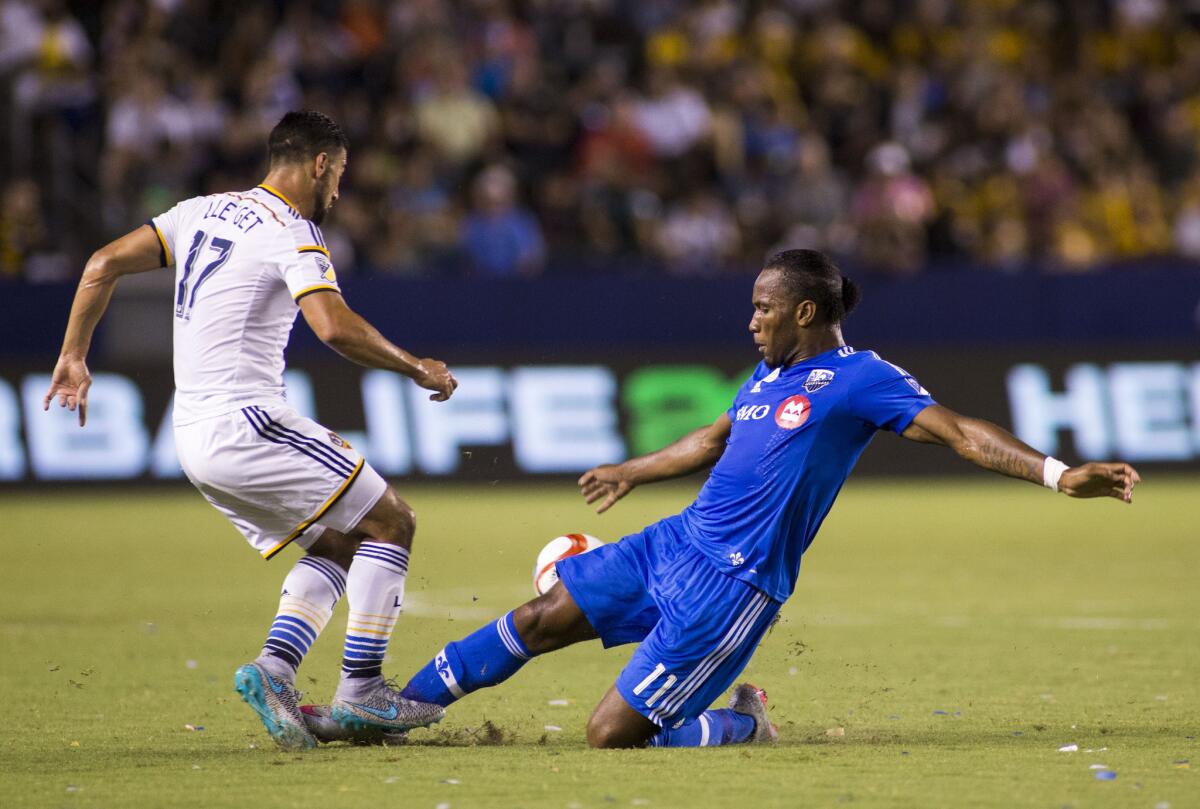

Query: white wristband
[1042,457,1069,492]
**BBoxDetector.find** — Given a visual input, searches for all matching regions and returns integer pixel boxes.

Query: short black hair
[763,248,861,324]
[268,110,348,165]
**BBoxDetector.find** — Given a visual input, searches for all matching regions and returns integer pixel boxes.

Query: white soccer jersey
[149,185,340,425]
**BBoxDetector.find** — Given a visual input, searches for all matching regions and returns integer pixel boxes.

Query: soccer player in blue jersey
[394,249,1141,749]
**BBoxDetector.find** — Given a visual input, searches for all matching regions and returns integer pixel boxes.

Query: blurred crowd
[4,0,1200,281]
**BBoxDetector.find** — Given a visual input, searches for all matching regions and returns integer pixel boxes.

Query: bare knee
[511,585,596,655]
[357,488,416,549]
[306,528,359,569]
[586,686,659,748]
[387,496,416,545]
[586,711,650,749]
[586,715,626,749]
[512,592,563,655]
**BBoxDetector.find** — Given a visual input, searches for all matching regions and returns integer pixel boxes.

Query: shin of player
[255,552,347,682]
[401,609,532,707]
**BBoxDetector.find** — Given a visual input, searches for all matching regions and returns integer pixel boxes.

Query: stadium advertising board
[1,351,1197,483]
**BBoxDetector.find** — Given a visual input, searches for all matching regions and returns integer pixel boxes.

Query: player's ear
[795,299,817,327]
[313,152,329,177]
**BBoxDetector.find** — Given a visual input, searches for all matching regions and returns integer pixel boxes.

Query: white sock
[256,555,347,682]
[336,541,409,698]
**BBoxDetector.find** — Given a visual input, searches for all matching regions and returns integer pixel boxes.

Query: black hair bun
[841,277,861,315]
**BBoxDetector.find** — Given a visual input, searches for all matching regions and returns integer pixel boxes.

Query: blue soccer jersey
[678,346,936,602]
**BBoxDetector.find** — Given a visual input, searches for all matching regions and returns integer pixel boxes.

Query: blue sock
[400,611,531,707]
[649,709,756,747]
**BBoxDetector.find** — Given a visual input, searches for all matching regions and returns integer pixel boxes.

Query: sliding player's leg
[584,663,776,749]
[400,524,664,708]
[400,582,600,706]
[330,486,446,732]
[586,670,766,750]
[646,684,777,747]
[587,542,781,749]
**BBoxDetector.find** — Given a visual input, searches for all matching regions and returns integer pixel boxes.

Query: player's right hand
[43,355,92,427]
[1059,462,1141,503]
[414,359,458,402]
[578,464,634,514]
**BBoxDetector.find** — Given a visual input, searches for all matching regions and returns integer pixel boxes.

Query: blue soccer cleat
[233,662,317,750]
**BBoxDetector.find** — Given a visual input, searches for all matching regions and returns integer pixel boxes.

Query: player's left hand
[578,464,634,513]
[43,355,92,426]
[414,358,458,402]
[1059,462,1141,503]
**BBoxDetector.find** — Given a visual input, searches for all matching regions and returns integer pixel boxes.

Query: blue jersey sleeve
[846,355,936,434]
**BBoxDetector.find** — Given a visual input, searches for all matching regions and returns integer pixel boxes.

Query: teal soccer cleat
[330,680,445,733]
[300,704,408,745]
[233,662,317,750]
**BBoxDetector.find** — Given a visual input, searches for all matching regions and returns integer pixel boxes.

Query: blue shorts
[556,515,781,728]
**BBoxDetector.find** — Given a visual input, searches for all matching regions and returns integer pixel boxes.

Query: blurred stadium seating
[6,0,1200,279]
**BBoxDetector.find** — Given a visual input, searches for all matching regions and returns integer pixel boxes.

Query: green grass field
[1,478,1196,808]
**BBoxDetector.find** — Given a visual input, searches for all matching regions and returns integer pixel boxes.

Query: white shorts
[175,404,388,560]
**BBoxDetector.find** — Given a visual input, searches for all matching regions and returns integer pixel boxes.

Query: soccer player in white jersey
[44,111,456,749]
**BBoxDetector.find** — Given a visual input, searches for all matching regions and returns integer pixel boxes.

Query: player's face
[749,269,802,368]
[311,150,347,225]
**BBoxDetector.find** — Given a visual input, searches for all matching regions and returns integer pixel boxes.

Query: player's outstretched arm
[298,290,457,401]
[902,404,1140,503]
[44,225,165,426]
[579,413,732,513]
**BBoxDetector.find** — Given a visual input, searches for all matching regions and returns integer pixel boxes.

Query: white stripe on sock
[495,616,529,660]
[435,647,465,698]
[699,713,711,746]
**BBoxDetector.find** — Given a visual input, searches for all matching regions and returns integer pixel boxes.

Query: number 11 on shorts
[632,663,676,708]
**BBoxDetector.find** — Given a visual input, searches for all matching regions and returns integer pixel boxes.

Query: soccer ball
[533,533,605,595]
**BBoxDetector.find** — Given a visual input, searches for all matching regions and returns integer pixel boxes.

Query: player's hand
[43,355,93,426]
[578,464,634,514]
[414,359,457,402]
[1059,462,1141,503]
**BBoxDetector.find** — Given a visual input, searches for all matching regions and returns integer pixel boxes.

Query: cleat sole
[233,665,316,750]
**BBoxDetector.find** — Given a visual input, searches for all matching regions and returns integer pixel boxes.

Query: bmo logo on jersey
[775,395,811,429]
[735,404,770,421]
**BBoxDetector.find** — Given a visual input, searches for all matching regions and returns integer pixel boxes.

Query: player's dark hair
[763,249,860,324]
[268,111,348,165]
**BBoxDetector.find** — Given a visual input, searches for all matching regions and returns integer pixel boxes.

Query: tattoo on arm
[959,418,1044,484]
[976,434,1042,483]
